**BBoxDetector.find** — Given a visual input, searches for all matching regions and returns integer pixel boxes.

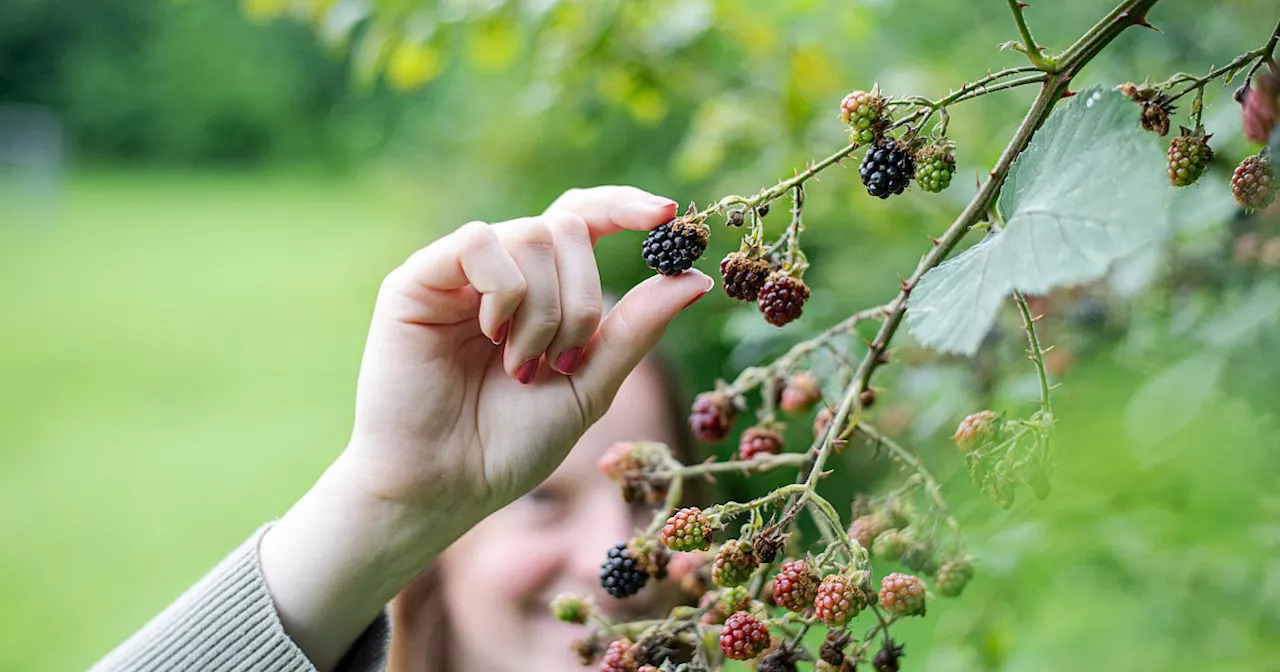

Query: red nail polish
[682,288,711,310]
[492,321,510,345]
[516,359,538,384]
[554,347,582,375]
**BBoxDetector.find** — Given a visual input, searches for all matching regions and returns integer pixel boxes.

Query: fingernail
[492,321,510,345]
[682,284,713,311]
[516,358,538,385]
[554,347,582,375]
[647,195,678,209]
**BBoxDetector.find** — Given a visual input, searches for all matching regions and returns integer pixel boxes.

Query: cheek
[442,518,563,611]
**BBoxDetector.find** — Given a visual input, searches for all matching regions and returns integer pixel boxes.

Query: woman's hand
[259,187,712,670]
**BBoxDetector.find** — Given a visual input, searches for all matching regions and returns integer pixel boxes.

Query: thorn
[1134,17,1160,32]
[1017,1,1030,7]
[929,236,941,245]
[820,468,836,478]
[1060,88,1077,99]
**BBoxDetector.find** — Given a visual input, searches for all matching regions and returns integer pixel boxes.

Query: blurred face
[438,361,682,672]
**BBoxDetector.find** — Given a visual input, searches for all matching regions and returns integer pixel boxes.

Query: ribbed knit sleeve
[90,525,390,672]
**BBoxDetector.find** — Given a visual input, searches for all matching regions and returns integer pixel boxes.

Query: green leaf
[906,88,1173,355]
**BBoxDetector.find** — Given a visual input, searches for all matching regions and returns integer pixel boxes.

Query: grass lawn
[0,169,439,671]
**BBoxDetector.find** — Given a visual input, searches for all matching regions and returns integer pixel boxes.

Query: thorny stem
[1013,291,1054,417]
[1162,45,1273,103]
[649,452,809,479]
[1005,0,1057,71]
[854,423,960,536]
[1055,0,1162,76]
[784,186,806,273]
[1246,18,1280,81]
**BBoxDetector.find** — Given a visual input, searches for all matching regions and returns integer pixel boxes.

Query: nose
[563,487,644,606]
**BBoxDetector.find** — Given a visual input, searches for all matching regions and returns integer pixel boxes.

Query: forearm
[259,452,477,671]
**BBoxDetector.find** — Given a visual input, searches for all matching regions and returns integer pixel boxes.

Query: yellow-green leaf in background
[387,40,443,91]
[467,18,522,72]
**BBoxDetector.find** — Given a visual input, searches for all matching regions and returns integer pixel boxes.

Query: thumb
[574,270,714,419]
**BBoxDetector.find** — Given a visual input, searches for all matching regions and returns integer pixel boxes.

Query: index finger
[544,186,679,244]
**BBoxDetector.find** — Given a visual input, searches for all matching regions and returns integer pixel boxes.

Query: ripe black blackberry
[720,252,772,301]
[600,542,649,598]
[757,272,811,327]
[860,139,916,198]
[1231,154,1275,211]
[641,218,708,276]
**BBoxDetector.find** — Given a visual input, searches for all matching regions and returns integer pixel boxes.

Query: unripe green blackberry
[661,507,714,552]
[720,252,772,302]
[839,89,887,145]
[549,592,591,624]
[879,572,927,617]
[642,218,708,276]
[739,425,784,461]
[772,559,819,612]
[712,539,759,588]
[1231,154,1275,211]
[914,144,956,193]
[935,558,974,597]
[757,272,811,327]
[1167,129,1213,187]
[872,528,907,561]
[719,611,770,660]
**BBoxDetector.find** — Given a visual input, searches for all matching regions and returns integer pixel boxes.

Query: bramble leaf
[906,88,1174,355]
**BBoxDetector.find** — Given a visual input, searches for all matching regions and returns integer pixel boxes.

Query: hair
[387,350,700,672]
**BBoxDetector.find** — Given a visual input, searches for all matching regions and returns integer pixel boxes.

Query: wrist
[259,453,478,670]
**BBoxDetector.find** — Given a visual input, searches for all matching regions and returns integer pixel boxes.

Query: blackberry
[757,272,811,327]
[780,371,822,414]
[641,218,708,276]
[699,586,752,625]
[900,540,939,576]
[772,560,819,612]
[935,558,973,598]
[914,144,956,193]
[712,539,759,588]
[1241,63,1278,144]
[549,593,590,624]
[600,542,649,598]
[879,572,927,617]
[600,638,637,672]
[953,410,999,452]
[739,426,784,461]
[871,529,906,561]
[661,507,714,552]
[814,573,874,626]
[720,252,772,302]
[690,391,737,443]
[860,139,916,199]
[873,639,906,672]
[1231,154,1275,211]
[719,611,770,661]
[848,514,888,550]
[1167,129,1213,187]
[840,89,888,145]
[1117,83,1175,136]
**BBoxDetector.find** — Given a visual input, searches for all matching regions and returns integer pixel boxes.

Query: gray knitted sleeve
[89,525,390,672]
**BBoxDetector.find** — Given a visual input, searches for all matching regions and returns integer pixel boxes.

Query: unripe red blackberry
[1231,154,1275,211]
[879,572,927,617]
[719,611,770,660]
[758,272,810,327]
[1241,63,1279,144]
[874,639,906,672]
[661,507,714,552]
[771,559,819,612]
[641,218,708,276]
[549,592,591,624]
[600,638,637,672]
[953,410,999,452]
[739,426,784,461]
[699,586,752,625]
[1167,129,1213,187]
[712,539,759,588]
[848,514,888,549]
[860,139,916,199]
[935,558,974,597]
[839,89,888,145]
[914,144,956,193]
[720,252,772,301]
[597,441,670,480]
[637,666,659,672]
[814,573,873,626]
[780,371,822,413]
[872,529,906,561]
[600,542,649,598]
[813,407,834,438]
[689,391,737,443]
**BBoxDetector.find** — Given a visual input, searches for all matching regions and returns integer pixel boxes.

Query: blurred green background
[3,0,1280,669]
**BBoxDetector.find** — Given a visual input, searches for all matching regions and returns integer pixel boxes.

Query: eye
[517,485,570,525]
